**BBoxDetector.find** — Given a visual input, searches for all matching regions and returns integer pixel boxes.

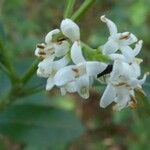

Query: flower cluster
[35,19,107,99]
[35,16,149,111]
[100,16,149,110]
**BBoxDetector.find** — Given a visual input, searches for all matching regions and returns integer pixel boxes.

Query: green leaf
[0,104,85,149]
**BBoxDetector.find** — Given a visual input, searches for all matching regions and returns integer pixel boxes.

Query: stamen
[38,51,46,55]
[37,44,45,49]
[72,68,80,78]
[119,33,130,40]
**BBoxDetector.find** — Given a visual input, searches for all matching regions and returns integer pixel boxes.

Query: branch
[64,0,76,18]
[0,62,11,77]
[71,0,96,21]
[0,40,18,83]
[21,59,39,85]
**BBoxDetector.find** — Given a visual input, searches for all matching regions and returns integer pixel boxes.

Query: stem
[81,41,94,51]
[21,59,39,85]
[81,42,109,62]
[23,85,44,97]
[0,84,43,111]
[64,0,76,18]
[0,62,11,77]
[71,0,96,21]
[0,41,18,83]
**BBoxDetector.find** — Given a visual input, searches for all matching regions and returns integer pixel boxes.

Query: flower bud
[60,19,80,42]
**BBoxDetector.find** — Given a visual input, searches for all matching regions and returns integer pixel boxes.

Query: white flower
[108,40,143,78]
[45,29,70,58]
[61,19,80,42]
[54,61,107,99]
[60,81,77,96]
[54,41,107,99]
[35,29,70,59]
[37,56,69,91]
[71,41,85,64]
[45,29,60,44]
[100,15,138,55]
[120,40,143,63]
[100,59,148,110]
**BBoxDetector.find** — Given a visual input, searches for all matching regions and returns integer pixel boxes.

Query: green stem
[71,0,96,21]
[23,85,44,97]
[64,0,76,18]
[0,41,18,83]
[81,42,110,62]
[21,59,39,85]
[0,84,44,111]
[0,62,11,77]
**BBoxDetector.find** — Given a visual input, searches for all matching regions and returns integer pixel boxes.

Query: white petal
[53,55,69,70]
[54,40,70,57]
[108,54,125,61]
[133,40,143,56]
[120,46,134,63]
[138,72,149,85]
[45,29,60,44]
[54,66,75,86]
[110,59,124,81]
[60,87,67,96]
[37,58,53,78]
[130,62,141,78]
[100,84,116,108]
[46,77,55,91]
[35,47,40,57]
[65,81,77,93]
[117,32,138,46]
[100,15,118,36]
[110,59,132,82]
[129,78,139,88]
[34,43,46,57]
[60,81,77,96]
[60,19,80,41]
[76,75,90,99]
[44,44,55,59]
[71,41,85,64]
[101,39,119,55]
[86,61,107,76]
[115,87,130,109]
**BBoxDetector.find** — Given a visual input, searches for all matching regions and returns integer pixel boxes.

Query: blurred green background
[0,0,150,149]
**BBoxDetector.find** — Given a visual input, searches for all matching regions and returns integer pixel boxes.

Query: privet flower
[61,19,80,42]
[34,16,148,111]
[37,56,69,91]
[100,59,148,111]
[35,29,70,60]
[99,16,148,110]
[54,57,107,99]
[100,15,137,55]
[56,18,107,98]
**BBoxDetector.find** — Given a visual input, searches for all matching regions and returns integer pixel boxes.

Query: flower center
[72,68,80,78]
